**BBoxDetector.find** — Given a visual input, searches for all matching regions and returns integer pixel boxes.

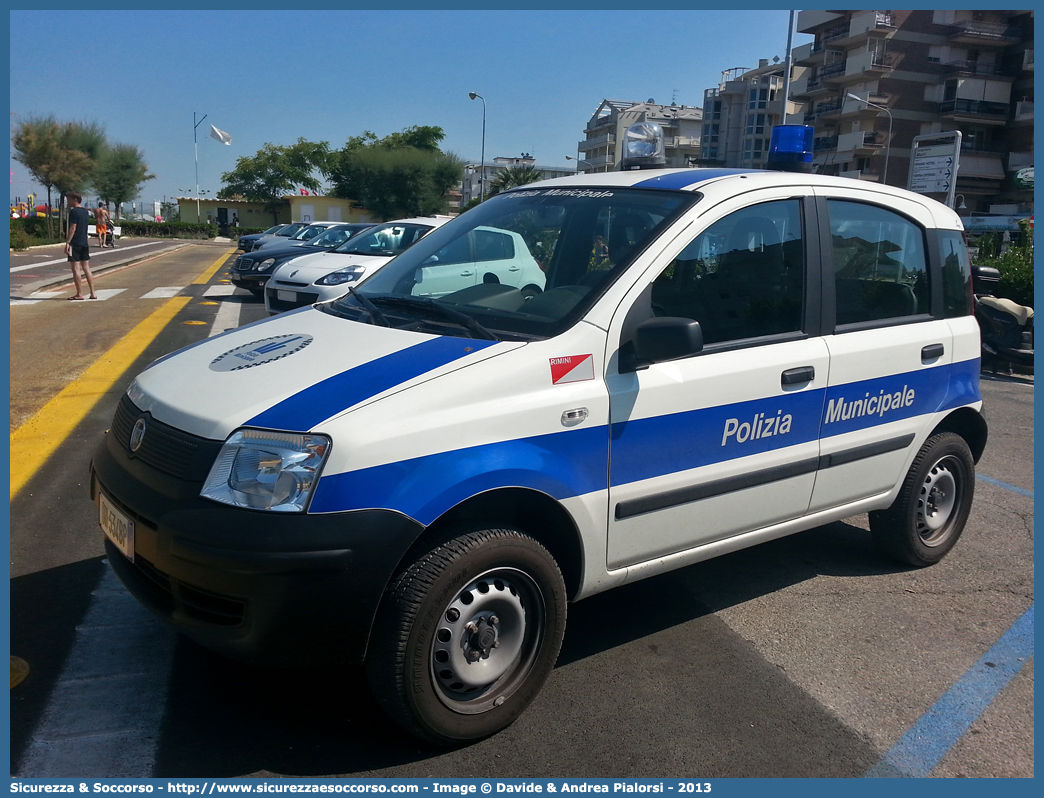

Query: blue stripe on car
[246,336,499,431]
[309,359,981,522]
[634,169,759,190]
[308,425,610,524]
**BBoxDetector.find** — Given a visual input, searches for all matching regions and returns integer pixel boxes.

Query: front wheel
[366,528,567,745]
[869,432,975,567]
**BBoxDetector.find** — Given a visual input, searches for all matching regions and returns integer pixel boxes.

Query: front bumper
[90,403,424,666]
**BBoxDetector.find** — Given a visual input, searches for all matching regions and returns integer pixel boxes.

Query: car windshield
[332,222,435,257]
[289,225,328,241]
[278,223,307,236]
[309,227,351,248]
[321,187,696,341]
[261,226,284,235]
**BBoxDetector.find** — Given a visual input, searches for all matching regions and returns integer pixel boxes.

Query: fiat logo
[129,418,147,453]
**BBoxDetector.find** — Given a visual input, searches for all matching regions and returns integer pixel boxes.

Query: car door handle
[921,343,944,361]
[781,366,815,386]
[460,270,474,276]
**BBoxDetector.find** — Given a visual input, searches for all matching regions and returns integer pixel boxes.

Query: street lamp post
[469,92,486,203]
[193,112,208,222]
[565,156,594,172]
[846,93,892,185]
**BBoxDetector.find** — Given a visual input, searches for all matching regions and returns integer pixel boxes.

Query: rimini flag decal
[550,354,595,385]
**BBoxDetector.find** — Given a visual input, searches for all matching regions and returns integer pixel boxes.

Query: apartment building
[698,59,808,167]
[577,99,703,173]
[791,9,1034,222]
[460,155,575,205]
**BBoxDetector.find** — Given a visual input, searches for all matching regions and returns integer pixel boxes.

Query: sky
[9,6,811,207]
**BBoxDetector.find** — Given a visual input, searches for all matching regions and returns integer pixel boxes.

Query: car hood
[269,251,391,283]
[127,309,520,441]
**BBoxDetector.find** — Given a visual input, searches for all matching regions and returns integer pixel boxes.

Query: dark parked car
[248,222,312,251]
[237,225,286,252]
[230,223,374,295]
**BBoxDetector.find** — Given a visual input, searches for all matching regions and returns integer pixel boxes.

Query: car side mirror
[422,255,440,265]
[633,317,704,365]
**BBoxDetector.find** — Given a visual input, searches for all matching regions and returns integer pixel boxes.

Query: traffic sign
[907,132,962,206]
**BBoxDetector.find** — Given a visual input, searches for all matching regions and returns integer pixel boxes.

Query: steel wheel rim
[430,567,544,714]
[916,455,961,546]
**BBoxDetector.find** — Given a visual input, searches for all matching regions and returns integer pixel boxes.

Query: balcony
[813,99,844,119]
[948,20,1021,46]
[943,60,1013,78]
[1015,100,1033,120]
[820,61,848,83]
[961,140,1006,155]
[822,23,850,44]
[1023,49,1034,70]
[939,98,1011,123]
[838,130,885,154]
[797,9,842,33]
[578,133,616,153]
[814,135,839,152]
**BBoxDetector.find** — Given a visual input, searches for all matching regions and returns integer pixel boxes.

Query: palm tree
[488,165,544,197]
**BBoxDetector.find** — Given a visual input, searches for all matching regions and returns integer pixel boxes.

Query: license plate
[99,492,135,562]
[277,289,296,302]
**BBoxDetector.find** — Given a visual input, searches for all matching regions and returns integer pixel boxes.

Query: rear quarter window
[939,231,974,317]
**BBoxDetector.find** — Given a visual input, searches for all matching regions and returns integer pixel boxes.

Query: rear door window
[827,200,929,327]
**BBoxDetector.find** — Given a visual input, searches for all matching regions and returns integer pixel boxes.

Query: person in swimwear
[95,201,110,247]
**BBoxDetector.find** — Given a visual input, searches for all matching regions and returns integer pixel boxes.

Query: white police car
[91,127,985,746]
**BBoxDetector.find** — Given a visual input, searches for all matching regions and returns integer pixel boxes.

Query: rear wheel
[366,528,566,745]
[869,432,975,566]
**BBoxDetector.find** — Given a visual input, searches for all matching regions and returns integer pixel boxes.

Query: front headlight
[201,429,331,512]
[257,258,277,272]
[316,266,366,286]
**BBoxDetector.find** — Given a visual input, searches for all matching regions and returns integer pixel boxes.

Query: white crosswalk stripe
[202,284,238,297]
[63,288,127,303]
[140,287,187,299]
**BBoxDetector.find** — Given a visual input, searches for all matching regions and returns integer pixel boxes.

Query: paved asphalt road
[8,241,1034,780]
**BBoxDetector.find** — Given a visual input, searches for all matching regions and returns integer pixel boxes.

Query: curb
[13,242,198,298]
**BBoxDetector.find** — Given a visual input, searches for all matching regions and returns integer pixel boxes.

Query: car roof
[514,168,962,229]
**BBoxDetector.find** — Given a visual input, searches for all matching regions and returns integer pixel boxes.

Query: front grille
[266,293,318,312]
[122,552,246,627]
[112,394,222,481]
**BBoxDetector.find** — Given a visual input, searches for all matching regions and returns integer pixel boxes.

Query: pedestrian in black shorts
[64,190,97,300]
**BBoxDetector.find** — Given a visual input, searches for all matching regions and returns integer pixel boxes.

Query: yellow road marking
[184,320,207,325]
[192,247,235,284]
[10,248,234,500]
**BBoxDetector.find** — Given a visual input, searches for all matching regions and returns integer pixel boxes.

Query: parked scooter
[972,264,1033,374]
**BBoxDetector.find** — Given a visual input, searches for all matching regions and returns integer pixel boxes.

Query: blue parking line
[864,605,1034,777]
[976,473,1034,499]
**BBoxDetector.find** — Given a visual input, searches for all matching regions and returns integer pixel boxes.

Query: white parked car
[264,217,450,314]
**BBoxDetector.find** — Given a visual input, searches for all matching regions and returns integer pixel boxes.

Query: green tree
[217,138,332,223]
[11,116,62,237]
[94,144,156,220]
[488,164,544,196]
[12,116,106,236]
[328,126,464,220]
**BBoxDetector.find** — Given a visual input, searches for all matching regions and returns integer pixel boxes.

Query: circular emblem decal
[129,418,147,453]
[209,334,314,372]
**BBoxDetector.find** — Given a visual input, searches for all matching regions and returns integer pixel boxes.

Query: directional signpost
[907,132,962,208]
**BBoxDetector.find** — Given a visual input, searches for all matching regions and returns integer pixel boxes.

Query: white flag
[210,125,232,145]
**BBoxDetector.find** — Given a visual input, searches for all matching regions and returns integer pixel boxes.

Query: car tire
[869,432,975,567]
[366,527,567,745]
[521,284,543,299]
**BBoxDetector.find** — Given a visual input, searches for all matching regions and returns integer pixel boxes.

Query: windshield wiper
[369,296,499,341]
[347,286,390,327]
